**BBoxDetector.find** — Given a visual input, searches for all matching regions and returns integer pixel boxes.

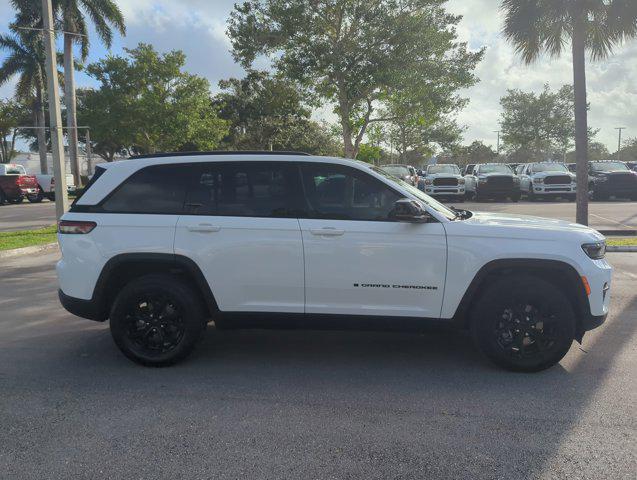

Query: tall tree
[229,0,483,158]
[0,29,49,173]
[78,44,229,158]
[0,99,30,163]
[500,84,579,160]
[215,70,340,155]
[502,0,637,225]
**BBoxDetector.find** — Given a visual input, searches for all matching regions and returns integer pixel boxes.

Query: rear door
[297,163,447,318]
[174,161,305,313]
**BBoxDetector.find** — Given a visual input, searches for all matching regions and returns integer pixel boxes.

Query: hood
[451,211,604,242]
[531,171,575,179]
[426,172,462,179]
[477,171,515,178]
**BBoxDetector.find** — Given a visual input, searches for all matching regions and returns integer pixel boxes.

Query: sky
[0,0,635,153]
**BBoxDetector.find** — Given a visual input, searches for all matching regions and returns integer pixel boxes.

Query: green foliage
[501,0,637,64]
[0,225,57,251]
[356,144,382,164]
[229,0,483,158]
[565,142,611,162]
[618,138,637,163]
[500,84,593,160]
[439,141,498,168]
[77,44,229,159]
[215,70,340,155]
[0,98,29,163]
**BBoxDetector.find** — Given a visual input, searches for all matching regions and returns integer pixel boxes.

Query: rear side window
[102,164,188,214]
[185,162,304,218]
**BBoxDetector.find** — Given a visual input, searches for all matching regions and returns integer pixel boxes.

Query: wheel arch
[452,258,590,334]
[91,253,219,321]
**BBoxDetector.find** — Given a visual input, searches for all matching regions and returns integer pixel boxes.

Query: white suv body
[57,153,611,371]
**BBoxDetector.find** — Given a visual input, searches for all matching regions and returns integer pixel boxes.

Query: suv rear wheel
[110,274,207,367]
[470,275,575,372]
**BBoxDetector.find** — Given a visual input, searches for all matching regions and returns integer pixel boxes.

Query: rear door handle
[309,228,345,237]
[187,224,221,233]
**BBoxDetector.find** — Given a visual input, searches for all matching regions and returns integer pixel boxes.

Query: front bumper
[532,184,576,195]
[20,187,38,195]
[593,182,636,197]
[424,187,465,196]
[477,184,517,196]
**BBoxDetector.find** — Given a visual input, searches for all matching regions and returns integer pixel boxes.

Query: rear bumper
[58,289,105,322]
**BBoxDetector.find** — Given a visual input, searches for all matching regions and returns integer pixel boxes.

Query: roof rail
[128,150,311,160]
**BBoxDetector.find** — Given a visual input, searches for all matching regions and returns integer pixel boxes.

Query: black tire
[110,274,208,367]
[511,193,521,203]
[46,193,55,201]
[528,189,538,202]
[470,275,576,372]
[567,194,576,202]
[0,189,5,205]
[28,192,43,203]
[8,196,23,204]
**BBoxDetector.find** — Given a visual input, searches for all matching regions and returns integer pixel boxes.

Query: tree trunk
[64,33,81,186]
[336,77,356,158]
[572,13,589,226]
[35,88,48,174]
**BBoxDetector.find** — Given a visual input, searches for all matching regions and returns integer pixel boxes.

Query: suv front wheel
[110,274,207,366]
[470,275,576,372]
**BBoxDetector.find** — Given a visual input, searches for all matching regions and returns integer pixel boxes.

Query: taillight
[58,220,97,234]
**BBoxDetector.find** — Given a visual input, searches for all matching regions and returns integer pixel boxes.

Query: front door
[298,163,447,318]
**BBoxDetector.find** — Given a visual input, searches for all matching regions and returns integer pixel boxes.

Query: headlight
[533,177,544,184]
[513,177,520,183]
[478,176,487,183]
[425,179,432,185]
[458,178,465,185]
[581,241,606,260]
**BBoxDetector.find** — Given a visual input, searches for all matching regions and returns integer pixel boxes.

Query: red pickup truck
[0,163,40,205]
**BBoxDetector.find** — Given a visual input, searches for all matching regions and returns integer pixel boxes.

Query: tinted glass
[478,164,512,174]
[300,164,400,221]
[186,162,303,217]
[381,165,410,177]
[532,163,568,173]
[102,164,189,214]
[590,161,629,172]
[427,165,459,174]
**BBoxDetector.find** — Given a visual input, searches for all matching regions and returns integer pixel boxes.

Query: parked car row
[380,159,637,203]
[0,163,76,205]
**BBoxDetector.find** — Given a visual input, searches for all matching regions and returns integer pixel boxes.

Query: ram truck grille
[487,176,513,187]
[544,175,571,185]
[433,177,459,186]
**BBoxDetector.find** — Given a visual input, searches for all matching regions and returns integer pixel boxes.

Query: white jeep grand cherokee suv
[57,152,611,371]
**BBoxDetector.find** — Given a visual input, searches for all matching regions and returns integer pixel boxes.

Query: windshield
[427,165,459,174]
[5,165,26,175]
[532,163,568,173]
[591,161,629,172]
[381,165,410,177]
[478,164,512,174]
[370,166,457,220]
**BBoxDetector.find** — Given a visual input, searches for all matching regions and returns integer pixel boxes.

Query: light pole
[494,130,501,154]
[615,127,626,161]
[41,0,68,220]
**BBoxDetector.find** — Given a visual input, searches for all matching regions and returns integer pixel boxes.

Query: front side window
[185,162,304,217]
[381,165,410,178]
[102,164,189,214]
[300,164,400,221]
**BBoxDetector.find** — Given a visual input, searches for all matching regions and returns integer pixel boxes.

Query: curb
[0,242,58,259]
[599,230,637,236]
[607,246,637,253]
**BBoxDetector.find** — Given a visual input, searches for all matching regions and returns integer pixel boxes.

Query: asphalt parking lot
[1,198,636,232]
[1,251,635,479]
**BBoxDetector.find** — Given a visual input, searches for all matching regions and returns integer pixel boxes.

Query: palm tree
[0,31,49,174]
[501,0,637,225]
[54,0,125,185]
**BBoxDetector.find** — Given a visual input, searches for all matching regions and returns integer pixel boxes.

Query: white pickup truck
[27,167,76,202]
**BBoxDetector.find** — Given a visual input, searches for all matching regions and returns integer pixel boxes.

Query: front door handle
[187,223,221,233]
[309,228,345,237]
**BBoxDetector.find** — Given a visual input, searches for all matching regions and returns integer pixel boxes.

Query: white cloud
[446,0,637,152]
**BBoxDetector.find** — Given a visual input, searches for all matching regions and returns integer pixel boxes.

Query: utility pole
[41,0,68,219]
[494,130,501,154]
[615,127,626,161]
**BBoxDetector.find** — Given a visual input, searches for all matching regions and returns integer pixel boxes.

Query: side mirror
[390,199,431,223]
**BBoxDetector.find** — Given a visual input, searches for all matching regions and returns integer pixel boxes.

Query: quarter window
[299,164,400,221]
[102,164,189,214]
